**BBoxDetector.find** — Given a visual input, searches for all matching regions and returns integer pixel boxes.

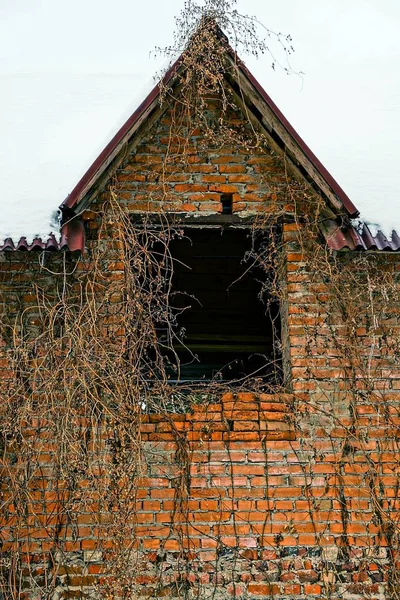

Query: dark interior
[159,227,281,384]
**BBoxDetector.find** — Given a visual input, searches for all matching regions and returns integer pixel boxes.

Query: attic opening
[155,226,281,386]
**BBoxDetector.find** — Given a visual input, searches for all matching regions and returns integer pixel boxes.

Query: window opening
[156,227,281,386]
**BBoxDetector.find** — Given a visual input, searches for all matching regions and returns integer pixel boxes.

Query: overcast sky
[1,0,400,241]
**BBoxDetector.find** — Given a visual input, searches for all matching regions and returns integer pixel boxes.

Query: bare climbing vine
[0,2,400,599]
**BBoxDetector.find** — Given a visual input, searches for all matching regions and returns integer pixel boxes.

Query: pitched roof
[60,36,359,219]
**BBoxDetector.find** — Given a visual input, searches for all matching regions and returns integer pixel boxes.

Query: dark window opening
[158,227,281,386]
[221,193,233,215]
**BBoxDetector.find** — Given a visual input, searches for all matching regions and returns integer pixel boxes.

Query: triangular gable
[61,28,359,221]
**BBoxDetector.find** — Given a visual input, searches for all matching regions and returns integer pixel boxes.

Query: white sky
[1,0,400,242]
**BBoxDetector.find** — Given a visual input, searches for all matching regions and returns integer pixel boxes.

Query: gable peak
[61,26,358,220]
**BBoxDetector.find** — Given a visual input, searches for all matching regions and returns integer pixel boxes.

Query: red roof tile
[2,218,399,253]
[0,219,85,253]
[323,219,400,251]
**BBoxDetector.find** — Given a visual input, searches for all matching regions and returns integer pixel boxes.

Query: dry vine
[1,2,400,599]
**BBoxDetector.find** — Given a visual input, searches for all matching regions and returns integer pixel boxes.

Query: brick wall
[1,94,400,599]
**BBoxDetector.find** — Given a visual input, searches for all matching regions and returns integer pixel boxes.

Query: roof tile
[324,219,400,252]
[0,219,85,253]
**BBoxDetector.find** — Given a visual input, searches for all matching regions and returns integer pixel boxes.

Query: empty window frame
[157,226,282,386]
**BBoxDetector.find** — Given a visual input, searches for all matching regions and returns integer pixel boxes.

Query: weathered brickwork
[1,94,400,600]
[88,94,294,218]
